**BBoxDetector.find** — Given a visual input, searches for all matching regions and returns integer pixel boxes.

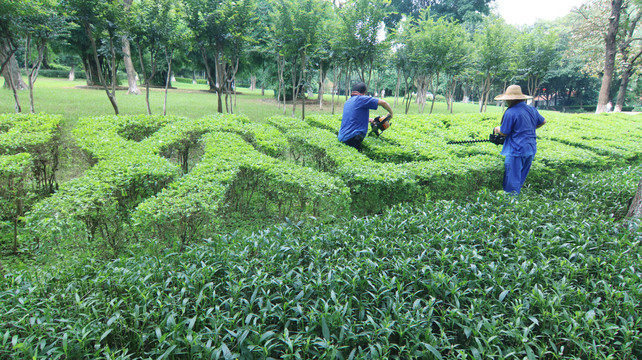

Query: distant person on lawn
[338,82,393,152]
[493,85,546,195]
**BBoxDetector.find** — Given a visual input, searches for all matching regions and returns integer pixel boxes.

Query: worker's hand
[494,126,501,134]
[368,118,375,124]
[386,113,393,119]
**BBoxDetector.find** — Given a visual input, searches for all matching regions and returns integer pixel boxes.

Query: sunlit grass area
[0,77,505,123]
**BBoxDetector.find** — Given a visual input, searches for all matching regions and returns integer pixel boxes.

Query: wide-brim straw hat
[494,85,533,101]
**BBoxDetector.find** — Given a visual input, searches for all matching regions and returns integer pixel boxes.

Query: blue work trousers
[503,155,534,195]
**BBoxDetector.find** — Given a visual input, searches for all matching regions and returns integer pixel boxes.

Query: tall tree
[390,18,417,114]
[596,0,624,113]
[0,0,28,112]
[130,0,166,114]
[272,0,324,119]
[515,26,559,99]
[387,0,492,25]
[161,1,191,115]
[406,11,468,114]
[614,1,642,111]
[337,0,390,87]
[473,16,513,112]
[120,0,140,95]
[22,0,69,113]
[62,0,122,114]
[185,0,254,114]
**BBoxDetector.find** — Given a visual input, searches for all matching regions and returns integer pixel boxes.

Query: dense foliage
[1,164,640,358]
[7,111,641,261]
[5,0,641,116]
[1,110,641,358]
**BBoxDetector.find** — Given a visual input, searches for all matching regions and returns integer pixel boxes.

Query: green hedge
[2,165,641,359]
[134,131,350,249]
[17,111,642,258]
[174,77,208,85]
[0,113,61,195]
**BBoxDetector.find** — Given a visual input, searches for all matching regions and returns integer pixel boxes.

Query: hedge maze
[2,111,642,359]
[2,111,642,256]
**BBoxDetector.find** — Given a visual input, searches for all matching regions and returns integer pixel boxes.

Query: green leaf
[159,345,177,360]
[525,344,536,360]
[322,317,330,340]
[499,289,509,302]
[100,329,113,343]
[188,316,197,331]
[422,343,443,360]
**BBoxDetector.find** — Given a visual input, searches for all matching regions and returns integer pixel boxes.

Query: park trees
[128,0,191,115]
[514,26,559,100]
[404,10,468,114]
[570,0,642,113]
[62,0,123,114]
[472,17,513,112]
[120,0,140,95]
[596,0,624,113]
[613,1,642,112]
[1,0,29,112]
[337,0,390,88]
[0,0,68,113]
[22,0,69,113]
[387,0,492,24]
[185,0,254,114]
[272,0,325,119]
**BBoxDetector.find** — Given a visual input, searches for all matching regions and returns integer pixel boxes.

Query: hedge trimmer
[447,133,506,146]
[369,114,392,137]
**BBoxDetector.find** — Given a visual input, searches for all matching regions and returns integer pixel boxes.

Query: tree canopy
[2,0,641,115]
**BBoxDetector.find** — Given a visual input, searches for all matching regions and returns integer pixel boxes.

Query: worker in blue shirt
[493,85,546,195]
[338,82,393,152]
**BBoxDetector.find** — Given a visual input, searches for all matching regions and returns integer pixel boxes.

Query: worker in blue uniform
[338,82,393,152]
[493,85,546,195]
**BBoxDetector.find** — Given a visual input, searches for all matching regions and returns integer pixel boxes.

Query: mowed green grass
[0,77,503,123]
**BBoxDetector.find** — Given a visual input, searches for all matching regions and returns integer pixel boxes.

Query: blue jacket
[338,95,380,142]
[499,102,545,156]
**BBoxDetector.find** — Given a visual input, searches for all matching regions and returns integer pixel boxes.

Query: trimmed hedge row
[10,111,642,257]
[134,131,350,249]
[25,114,350,256]
[270,115,503,213]
[301,112,642,197]
[0,113,61,195]
[1,165,641,359]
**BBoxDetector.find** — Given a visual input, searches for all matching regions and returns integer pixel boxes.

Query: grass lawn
[1,77,505,123]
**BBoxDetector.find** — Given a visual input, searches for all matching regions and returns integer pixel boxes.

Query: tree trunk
[232,57,239,114]
[122,37,140,95]
[137,40,153,115]
[5,69,21,113]
[68,64,75,81]
[394,67,401,107]
[614,68,630,112]
[121,0,139,94]
[627,177,642,219]
[1,41,27,91]
[163,49,173,116]
[331,65,340,115]
[28,41,45,113]
[596,0,623,113]
[213,46,225,113]
[86,22,119,115]
[300,51,307,120]
[429,71,439,115]
[318,63,324,110]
